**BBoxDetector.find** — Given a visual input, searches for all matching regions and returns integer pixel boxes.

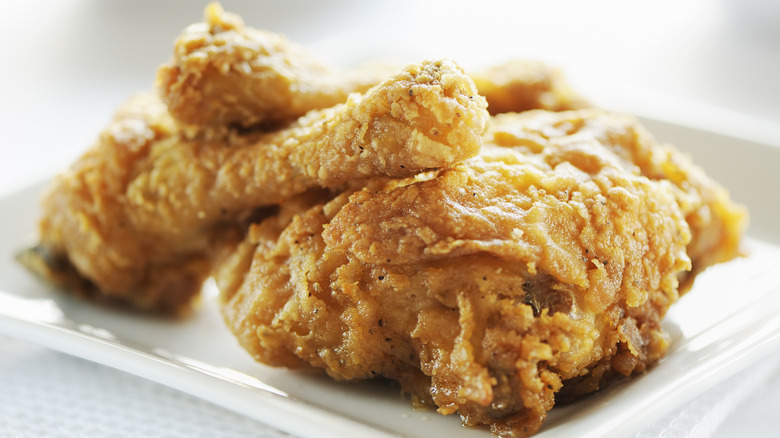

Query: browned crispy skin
[157,2,395,129]
[20,94,211,313]
[159,4,584,131]
[216,108,744,436]
[23,59,488,314]
[470,60,590,115]
[132,59,487,236]
[486,110,747,291]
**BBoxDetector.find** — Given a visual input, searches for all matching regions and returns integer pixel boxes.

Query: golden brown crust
[219,109,711,437]
[486,109,748,291]
[157,2,395,129]
[25,58,487,314]
[21,4,747,434]
[131,59,487,236]
[22,93,208,314]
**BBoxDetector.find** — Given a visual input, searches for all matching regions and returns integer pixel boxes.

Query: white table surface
[1,1,779,437]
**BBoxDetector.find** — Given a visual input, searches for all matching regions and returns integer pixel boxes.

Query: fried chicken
[157,2,395,130]
[21,58,488,314]
[217,108,746,436]
[470,60,590,115]
[19,3,747,435]
[159,3,587,131]
[486,110,747,291]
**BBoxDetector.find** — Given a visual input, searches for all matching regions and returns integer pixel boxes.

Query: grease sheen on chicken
[22,58,488,314]
[157,2,395,130]
[218,109,744,436]
[20,3,747,437]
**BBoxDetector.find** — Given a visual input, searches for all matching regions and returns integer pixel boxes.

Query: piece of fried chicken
[21,58,488,314]
[218,108,745,436]
[159,4,588,132]
[486,111,747,291]
[470,60,590,115]
[157,2,395,130]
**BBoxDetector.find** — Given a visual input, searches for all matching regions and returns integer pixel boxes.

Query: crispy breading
[217,109,743,437]
[132,59,488,236]
[486,110,747,290]
[22,59,488,314]
[157,2,395,129]
[19,3,747,435]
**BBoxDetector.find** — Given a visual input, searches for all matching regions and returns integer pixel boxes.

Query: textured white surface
[2,333,779,437]
[635,350,780,438]
[0,336,292,438]
[712,351,780,438]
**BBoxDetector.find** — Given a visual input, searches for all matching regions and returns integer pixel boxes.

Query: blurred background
[1,0,779,197]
